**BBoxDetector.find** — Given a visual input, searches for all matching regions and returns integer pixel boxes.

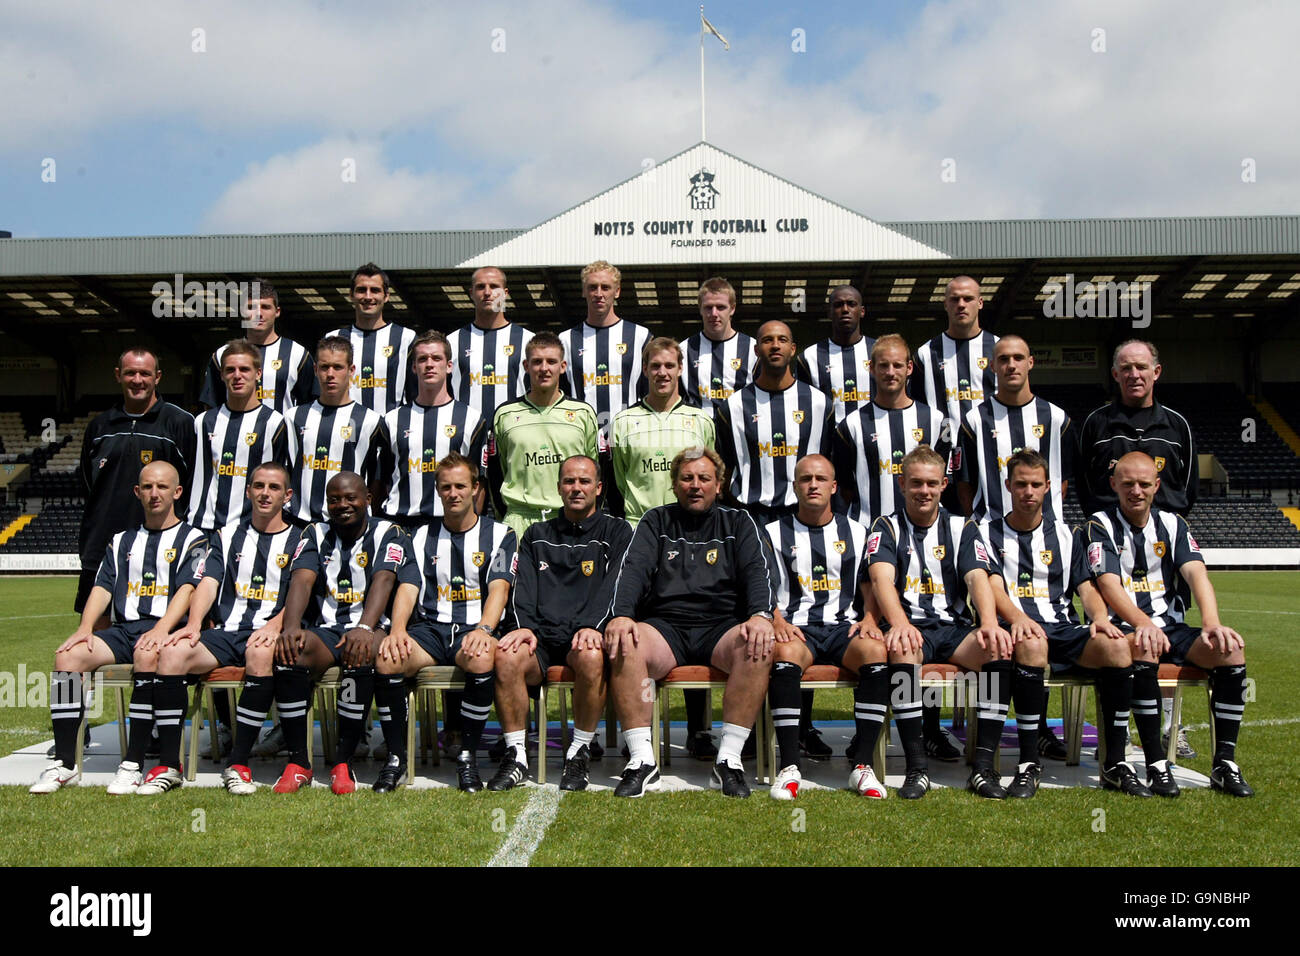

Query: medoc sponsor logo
[50,885,152,936]
[1041,273,1152,329]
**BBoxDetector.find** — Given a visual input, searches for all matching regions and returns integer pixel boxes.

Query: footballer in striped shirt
[910,276,998,439]
[381,330,487,527]
[833,334,951,525]
[1088,452,1253,797]
[273,471,415,793]
[448,267,534,423]
[956,334,1075,520]
[198,279,316,413]
[681,276,756,413]
[326,263,417,414]
[284,336,389,524]
[609,336,716,524]
[32,461,208,795]
[562,261,651,442]
[866,445,1014,799]
[142,462,310,794]
[189,339,289,532]
[764,454,889,800]
[715,320,833,521]
[979,449,1135,797]
[799,285,875,420]
[379,452,516,791]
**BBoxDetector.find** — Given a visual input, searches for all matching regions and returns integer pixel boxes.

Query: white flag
[701,13,729,50]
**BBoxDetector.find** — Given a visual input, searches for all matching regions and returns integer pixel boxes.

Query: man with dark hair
[867,446,1014,799]
[603,447,777,798]
[561,261,650,443]
[136,462,309,794]
[32,462,207,794]
[189,339,289,533]
[799,285,875,420]
[715,320,833,524]
[1078,340,1198,755]
[374,453,515,792]
[979,449,1138,798]
[1089,452,1253,797]
[271,471,411,794]
[489,332,599,541]
[326,263,417,414]
[448,266,534,422]
[380,329,488,528]
[681,277,755,413]
[76,348,196,615]
[198,279,317,413]
[493,455,632,791]
[284,336,388,524]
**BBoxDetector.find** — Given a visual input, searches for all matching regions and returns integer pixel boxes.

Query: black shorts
[408,620,461,665]
[199,628,254,668]
[644,617,735,667]
[307,626,347,663]
[1044,622,1095,673]
[799,621,854,666]
[916,621,971,664]
[93,620,156,664]
[1133,621,1200,666]
[533,632,573,675]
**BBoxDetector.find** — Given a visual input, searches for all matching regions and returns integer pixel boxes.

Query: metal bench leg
[536,683,547,785]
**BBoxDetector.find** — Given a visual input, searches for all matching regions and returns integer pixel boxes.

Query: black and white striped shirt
[832,400,951,524]
[94,521,208,623]
[447,321,534,422]
[1086,506,1202,629]
[715,381,832,510]
[380,400,488,520]
[188,404,289,531]
[681,330,756,413]
[284,401,388,523]
[326,322,418,414]
[800,336,875,420]
[765,513,870,626]
[980,516,1088,627]
[561,319,650,440]
[291,516,412,630]
[198,337,317,414]
[200,521,309,632]
[867,508,991,628]
[911,330,1000,432]
[409,516,516,626]
[958,396,1074,519]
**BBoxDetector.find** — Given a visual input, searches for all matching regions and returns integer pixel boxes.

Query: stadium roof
[1,142,1297,345]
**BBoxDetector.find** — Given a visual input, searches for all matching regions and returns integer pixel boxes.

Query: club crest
[1039,549,1053,566]
[244,432,258,446]
[140,450,154,464]
[932,545,946,560]
[792,410,805,425]
[705,548,718,565]
[382,345,394,358]
[276,553,290,568]
[976,357,989,369]
[163,548,177,563]
[271,359,283,371]
[472,551,486,567]
[912,428,924,441]
[581,560,594,576]
[503,344,515,356]
[616,342,628,355]
[1154,456,1166,472]
[1031,424,1045,438]
[832,539,847,554]
[444,424,457,438]
[730,357,742,370]
[339,425,353,440]
[1153,542,1167,557]
[356,552,368,568]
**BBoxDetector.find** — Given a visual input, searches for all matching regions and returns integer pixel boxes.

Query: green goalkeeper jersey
[610,398,716,524]
[491,394,599,517]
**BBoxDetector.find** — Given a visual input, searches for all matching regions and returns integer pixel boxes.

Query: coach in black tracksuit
[1078,339,1196,516]
[75,350,196,613]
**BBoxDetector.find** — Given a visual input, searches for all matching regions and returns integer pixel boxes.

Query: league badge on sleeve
[1187,533,1201,553]
[385,543,405,564]
[1087,542,1103,573]
[867,531,882,555]
[973,541,989,564]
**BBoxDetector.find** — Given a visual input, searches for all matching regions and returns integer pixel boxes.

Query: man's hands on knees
[248,622,281,650]
[603,617,638,659]
[571,627,603,652]
[460,626,496,659]
[498,629,537,656]
[1200,624,1244,656]
[1089,618,1126,641]
[773,614,804,645]
[848,619,885,644]
[884,622,923,655]
[378,629,414,664]
[57,629,97,655]
[1129,624,1170,658]
[1008,613,1045,646]
[276,627,308,666]
[739,614,775,661]
[973,621,1013,659]
[338,626,383,668]
[164,623,202,648]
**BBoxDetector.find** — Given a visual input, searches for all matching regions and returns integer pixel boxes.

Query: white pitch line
[485,786,563,868]
[1182,716,1300,733]
[0,613,78,621]
[1217,608,1300,616]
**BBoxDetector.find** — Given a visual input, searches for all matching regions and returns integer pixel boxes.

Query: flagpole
[700,5,706,142]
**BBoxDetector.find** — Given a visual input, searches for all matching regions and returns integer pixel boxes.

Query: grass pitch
[0,573,1296,867]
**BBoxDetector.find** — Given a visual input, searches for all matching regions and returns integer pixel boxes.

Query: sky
[1,0,1295,238]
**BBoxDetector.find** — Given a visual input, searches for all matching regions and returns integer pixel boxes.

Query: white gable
[457,143,948,267]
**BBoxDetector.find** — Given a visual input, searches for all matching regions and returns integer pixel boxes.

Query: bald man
[32,462,209,794]
[76,348,196,614]
[1087,452,1253,797]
